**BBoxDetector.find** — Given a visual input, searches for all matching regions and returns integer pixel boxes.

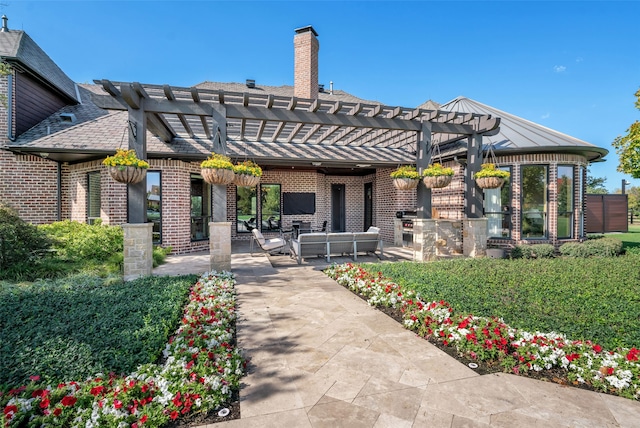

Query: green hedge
[0,274,196,386]
[510,243,555,259]
[365,255,640,350]
[0,204,51,272]
[39,220,123,261]
[559,237,624,257]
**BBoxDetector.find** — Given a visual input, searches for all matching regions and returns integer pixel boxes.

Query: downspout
[57,161,62,221]
[7,72,14,141]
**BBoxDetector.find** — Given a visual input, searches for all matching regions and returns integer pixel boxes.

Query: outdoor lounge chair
[353,228,383,260]
[250,228,286,255]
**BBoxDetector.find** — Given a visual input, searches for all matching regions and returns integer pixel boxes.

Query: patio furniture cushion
[251,229,285,254]
[326,233,354,261]
[353,231,382,260]
[290,232,327,264]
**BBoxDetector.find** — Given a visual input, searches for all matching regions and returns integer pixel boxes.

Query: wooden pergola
[91,80,500,223]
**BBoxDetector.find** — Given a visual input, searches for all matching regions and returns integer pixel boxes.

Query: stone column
[122,223,153,281]
[413,218,438,261]
[463,218,488,257]
[209,221,231,272]
[393,218,404,246]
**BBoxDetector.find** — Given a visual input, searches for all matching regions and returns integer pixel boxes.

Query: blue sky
[7,0,640,191]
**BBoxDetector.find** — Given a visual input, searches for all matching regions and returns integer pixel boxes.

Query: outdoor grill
[397,210,417,246]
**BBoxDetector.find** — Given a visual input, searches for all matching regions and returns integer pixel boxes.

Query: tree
[586,168,607,194]
[612,88,640,178]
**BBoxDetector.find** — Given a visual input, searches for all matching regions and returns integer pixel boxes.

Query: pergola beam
[90,82,501,152]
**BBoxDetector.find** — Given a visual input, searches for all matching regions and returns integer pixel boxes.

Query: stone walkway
[154,246,640,427]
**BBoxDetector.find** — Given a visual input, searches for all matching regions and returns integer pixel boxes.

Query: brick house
[0,23,607,260]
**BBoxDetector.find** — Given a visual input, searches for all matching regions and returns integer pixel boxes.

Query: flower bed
[1,271,246,427]
[324,263,640,400]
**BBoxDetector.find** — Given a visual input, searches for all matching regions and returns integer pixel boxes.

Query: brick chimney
[294,26,319,100]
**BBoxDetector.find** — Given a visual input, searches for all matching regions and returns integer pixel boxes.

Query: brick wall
[2,147,591,254]
[0,152,59,223]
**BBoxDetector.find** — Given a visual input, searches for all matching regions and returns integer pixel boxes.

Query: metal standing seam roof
[0,30,78,103]
[438,97,608,161]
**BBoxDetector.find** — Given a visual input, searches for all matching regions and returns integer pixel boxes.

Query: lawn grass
[0,274,196,387]
[365,255,640,350]
[605,224,640,252]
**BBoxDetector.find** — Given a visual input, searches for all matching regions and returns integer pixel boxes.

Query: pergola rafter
[92,81,499,152]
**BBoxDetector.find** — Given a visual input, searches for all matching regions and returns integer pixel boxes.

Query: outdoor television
[283,192,316,215]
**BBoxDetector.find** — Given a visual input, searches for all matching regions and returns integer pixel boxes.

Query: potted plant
[422,163,454,188]
[474,163,510,189]
[103,148,149,184]
[390,165,420,190]
[233,160,262,187]
[200,153,235,184]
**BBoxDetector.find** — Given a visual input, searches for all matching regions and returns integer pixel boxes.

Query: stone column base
[209,222,231,272]
[463,218,488,257]
[122,223,153,281]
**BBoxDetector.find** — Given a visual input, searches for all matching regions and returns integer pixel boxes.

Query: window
[236,186,257,233]
[147,171,161,244]
[521,165,548,238]
[261,184,281,231]
[190,174,210,241]
[557,165,574,239]
[87,172,101,224]
[484,166,511,238]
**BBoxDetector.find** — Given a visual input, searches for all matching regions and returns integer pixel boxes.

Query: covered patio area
[91,79,500,275]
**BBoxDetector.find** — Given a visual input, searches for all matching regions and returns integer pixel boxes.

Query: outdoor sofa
[290,226,383,264]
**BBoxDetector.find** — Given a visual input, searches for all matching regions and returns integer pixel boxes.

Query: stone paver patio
[154,245,640,427]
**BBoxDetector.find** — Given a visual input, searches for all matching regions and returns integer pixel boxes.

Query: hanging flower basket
[476,176,505,189]
[201,168,235,185]
[390,166,420,190]
[103,149,149,184]
[422,163,454,189]
[474,163,510,189]
[108,166,146,184]
[232,160,262,187]
[423,175,453,189]
[201,153,235,185]
[392,177,420,190]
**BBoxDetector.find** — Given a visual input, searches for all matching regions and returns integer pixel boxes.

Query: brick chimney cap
[294,25,318,37]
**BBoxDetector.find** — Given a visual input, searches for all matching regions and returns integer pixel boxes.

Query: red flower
[141,384,149,393]
[3,404,18,419]
[140,415,148,424]
[40,397,50,409]
[566,353,580,362]
[32,389,48,398]
[170,410,179,420]
[626,347,639,362]
[29,375,40,381]
[61,395,77,407]
[53,408,62,417]
[90,386,105,396]
[593,344,603,353]
[114,399,123,409]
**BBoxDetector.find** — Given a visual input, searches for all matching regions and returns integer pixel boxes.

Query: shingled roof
[9,84,414,166]
[437,97,608,161]
[0,29,78,103]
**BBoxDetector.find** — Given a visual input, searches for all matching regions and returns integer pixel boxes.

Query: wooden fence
[585,194,628,234]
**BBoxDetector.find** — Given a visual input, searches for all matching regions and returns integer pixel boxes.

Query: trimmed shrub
[0,204,51,273]
[510,243,555,259]
[559,237,623,257]
[153,245,172,267]
[39,220,123,261]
